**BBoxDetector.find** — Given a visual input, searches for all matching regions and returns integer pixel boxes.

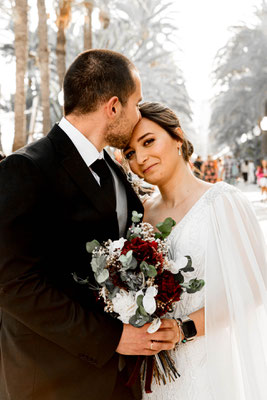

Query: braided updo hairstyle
[138,102,193,162]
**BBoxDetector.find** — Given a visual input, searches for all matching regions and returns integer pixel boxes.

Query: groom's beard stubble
[104,112,135,149]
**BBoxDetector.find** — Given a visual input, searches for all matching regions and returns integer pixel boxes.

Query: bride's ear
[176,127,184,139]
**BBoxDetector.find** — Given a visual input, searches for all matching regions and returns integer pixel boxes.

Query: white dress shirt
[58,117,128,236]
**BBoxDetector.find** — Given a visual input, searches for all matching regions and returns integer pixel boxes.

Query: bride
[123,102,267,400]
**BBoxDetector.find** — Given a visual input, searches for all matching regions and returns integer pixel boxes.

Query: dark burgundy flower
[121,237,161,266]
[155,270,182,317]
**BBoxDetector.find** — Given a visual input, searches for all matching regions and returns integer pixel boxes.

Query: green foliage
[140,261,157,277]
[86,239,101,253]
[119,250,138,270]
[155,217,176,239]
[181,278,205,294]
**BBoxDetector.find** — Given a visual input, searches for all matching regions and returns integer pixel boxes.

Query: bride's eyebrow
[137,132,153,142]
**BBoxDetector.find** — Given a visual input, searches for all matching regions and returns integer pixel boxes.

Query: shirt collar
[58,117,104,167]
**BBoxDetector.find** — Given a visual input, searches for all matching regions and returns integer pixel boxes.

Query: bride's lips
[142,163,158,174]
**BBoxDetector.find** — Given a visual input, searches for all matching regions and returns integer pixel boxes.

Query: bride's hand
[116,319,179,356]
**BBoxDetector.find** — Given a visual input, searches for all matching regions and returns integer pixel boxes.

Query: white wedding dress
[143,182,267,400]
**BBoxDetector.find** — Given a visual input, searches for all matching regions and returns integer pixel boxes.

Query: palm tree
[56,0,72,88]
[13,0,28,151]
[210,0,267,157]
[83,1,93,50]
[37,0,51,134]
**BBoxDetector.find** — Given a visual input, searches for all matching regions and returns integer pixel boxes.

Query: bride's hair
[138,102,193,162]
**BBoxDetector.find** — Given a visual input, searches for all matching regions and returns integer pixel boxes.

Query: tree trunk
[84,1,93,50]
[13,0,28,152]
[56,0,71,89]
[37,0,50,134]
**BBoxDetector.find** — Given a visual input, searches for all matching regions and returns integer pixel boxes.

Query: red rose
[155,270,182,317]
[121,237,161,266]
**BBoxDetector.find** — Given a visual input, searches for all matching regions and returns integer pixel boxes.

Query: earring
[178,146,181,156]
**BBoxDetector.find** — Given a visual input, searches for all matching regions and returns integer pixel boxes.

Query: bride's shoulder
[204,181,240,204]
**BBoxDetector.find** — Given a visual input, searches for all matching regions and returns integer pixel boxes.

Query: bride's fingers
[146,340,175,353]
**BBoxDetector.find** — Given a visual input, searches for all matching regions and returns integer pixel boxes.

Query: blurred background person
[217,158,225,181]
[248,159,256,184]
[193,155,204,179]
[256,159,267,201]
[201,155,218,183]
[240,159,249,183]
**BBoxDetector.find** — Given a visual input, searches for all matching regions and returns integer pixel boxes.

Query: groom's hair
[63,49,137,115]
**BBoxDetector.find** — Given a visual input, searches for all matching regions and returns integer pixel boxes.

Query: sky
[0,0,263,155]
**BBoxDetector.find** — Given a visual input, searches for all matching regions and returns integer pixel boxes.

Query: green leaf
[140,261,157,277]
[86,240,100,253]
[180,256,194,272]
[119,250,137,270]
[91,254,107,273]
[174,270,184,284]
[156,217,176,239]
[129,310,151,328]
[96,269,109,284]
[138,304,148,317]
[181,278,205,293]
[136,294,144,307]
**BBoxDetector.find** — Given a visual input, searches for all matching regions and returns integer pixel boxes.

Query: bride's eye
[124,150,135,160]
[144,138,154,146]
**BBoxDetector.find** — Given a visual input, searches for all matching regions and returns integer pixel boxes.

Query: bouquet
[74,211,204,393]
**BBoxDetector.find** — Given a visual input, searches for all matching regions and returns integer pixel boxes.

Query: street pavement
[236,181,267,244]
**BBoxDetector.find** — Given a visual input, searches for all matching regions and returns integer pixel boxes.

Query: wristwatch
[178,315,197,342]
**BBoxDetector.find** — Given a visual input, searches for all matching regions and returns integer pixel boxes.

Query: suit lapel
[47,125,116,215]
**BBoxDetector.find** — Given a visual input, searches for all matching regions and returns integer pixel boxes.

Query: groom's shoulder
[12,124,63,165]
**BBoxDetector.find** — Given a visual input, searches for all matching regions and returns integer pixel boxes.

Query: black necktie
[90,158,116,209]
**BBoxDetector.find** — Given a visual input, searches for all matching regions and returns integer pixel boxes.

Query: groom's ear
[105,96,121,119]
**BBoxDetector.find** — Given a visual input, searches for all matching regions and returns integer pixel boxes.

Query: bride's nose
[136,150,148,165]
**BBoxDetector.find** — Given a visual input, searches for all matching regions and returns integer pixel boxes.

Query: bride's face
[124,117,182,185]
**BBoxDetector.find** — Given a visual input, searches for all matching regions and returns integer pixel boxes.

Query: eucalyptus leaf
[156,217,176,239]
[140,261,157,278]
[138,304,148,317]
[119,251,137,270]
[137,294,144,307]
[174,270,184,284]
[86,240,100,253]
[91,254,107,273]
[129,310,151,328]
[96,269,109,284]
[181,278,205,293]
[180,256,193,272]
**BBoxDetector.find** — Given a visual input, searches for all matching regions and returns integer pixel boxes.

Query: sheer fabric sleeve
[205,189,267,400]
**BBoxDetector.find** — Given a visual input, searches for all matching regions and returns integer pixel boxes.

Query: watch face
[183,320,197,338]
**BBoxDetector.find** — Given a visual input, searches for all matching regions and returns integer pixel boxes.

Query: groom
[0,49,179,400]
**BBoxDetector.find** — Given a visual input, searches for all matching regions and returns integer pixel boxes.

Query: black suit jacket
[0,125,144,400]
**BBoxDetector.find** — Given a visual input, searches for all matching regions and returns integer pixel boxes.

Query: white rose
[112,289,137,324]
